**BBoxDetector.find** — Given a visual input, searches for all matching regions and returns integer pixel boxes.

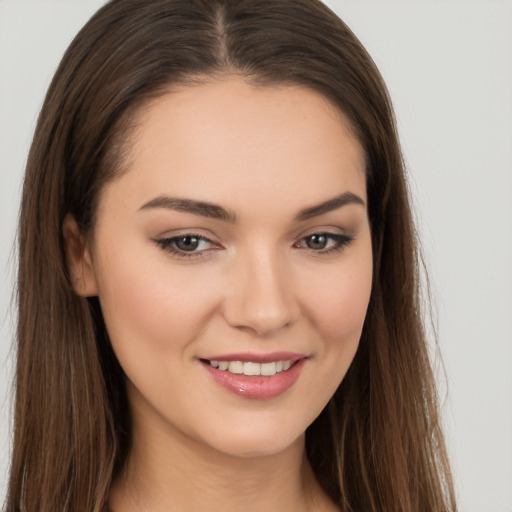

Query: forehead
[100,78,366,219]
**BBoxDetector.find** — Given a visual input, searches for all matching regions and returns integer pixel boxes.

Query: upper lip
[199,351,307,363]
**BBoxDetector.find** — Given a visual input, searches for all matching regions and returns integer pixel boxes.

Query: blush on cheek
[96,260,169,352]
[98,254,221,357]
[316,269,372,341]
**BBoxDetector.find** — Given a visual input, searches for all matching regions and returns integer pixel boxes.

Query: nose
[222,247,298,337]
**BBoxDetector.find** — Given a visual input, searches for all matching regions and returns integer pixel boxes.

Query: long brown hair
[6,1,456,510]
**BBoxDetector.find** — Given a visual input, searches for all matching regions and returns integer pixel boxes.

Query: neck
[109,412,331,512]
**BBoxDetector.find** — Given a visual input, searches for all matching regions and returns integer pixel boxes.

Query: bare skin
[64,78,372,511]
[109,425,337,512]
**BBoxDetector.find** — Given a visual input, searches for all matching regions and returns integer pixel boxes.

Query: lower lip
[201,359,307,399]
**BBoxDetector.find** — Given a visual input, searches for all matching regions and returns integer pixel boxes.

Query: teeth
[208,359,294,376]
[228,361,243,374]
[261,362,276,376]
[243,362,261,376]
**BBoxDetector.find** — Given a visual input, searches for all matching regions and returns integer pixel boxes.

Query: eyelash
[294,232,354,255]
[154,232,354,260]
[155,233,218,260]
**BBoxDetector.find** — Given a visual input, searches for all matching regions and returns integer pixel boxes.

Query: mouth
[201,359,294,376]
[199,352,307,399]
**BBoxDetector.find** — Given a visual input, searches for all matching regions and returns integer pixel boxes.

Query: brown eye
[305,234,328,250]
[155,233,217,257]
[296,232,354,254]
[175,235,200,251]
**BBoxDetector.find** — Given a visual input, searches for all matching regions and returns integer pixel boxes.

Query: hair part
[7,1,456,510]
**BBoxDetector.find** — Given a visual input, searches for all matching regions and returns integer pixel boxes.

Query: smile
[200,352,307,399]
[207,359,293,376]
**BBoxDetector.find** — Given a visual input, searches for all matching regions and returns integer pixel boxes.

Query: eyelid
[294,230,355,254]
[153,228,354,260]
[154,233,222,260]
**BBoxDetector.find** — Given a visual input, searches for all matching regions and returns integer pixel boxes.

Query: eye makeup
[294,232,354,255]
[154,233,220,260]
[154,230,355,261]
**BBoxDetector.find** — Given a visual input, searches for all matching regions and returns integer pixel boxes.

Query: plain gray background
[1,1,511,510]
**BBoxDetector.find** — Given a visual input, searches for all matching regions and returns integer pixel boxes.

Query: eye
[173,235,206,252]
[155,233,219,258]
[295,232,354,253]
[305,234,330,250]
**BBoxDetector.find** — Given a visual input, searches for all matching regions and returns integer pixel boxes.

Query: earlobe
[62,214,99,297]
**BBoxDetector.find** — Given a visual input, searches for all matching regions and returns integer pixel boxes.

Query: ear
[62,214,99,297]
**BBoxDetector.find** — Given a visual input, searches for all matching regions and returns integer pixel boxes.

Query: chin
[195,417,308,459]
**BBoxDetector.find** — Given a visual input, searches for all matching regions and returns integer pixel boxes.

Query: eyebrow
[139,196,238,223]
[138,191,365,223]
[295,191,365,221]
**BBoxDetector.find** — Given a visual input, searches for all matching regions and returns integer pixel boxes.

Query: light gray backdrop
[1,1,511,510]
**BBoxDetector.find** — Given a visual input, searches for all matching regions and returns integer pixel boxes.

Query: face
[70,78,373,458]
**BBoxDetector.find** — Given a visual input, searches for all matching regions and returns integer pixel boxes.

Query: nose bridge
[224,243,296,336]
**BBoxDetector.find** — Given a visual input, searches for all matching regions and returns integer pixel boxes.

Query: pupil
[307,234,327,250]
[176,236,199,251]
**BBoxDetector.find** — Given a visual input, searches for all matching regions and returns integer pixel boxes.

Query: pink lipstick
[200,351,307,399]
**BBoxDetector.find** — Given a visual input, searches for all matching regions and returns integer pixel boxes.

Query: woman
[6,0,456,510]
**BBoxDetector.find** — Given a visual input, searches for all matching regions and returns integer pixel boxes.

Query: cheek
[94,246,221,358]
[305,254,373,345]
[324,274,371,338]
[288,248,372,427]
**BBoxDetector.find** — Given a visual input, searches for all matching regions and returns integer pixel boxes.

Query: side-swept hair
[7,1,456,510]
